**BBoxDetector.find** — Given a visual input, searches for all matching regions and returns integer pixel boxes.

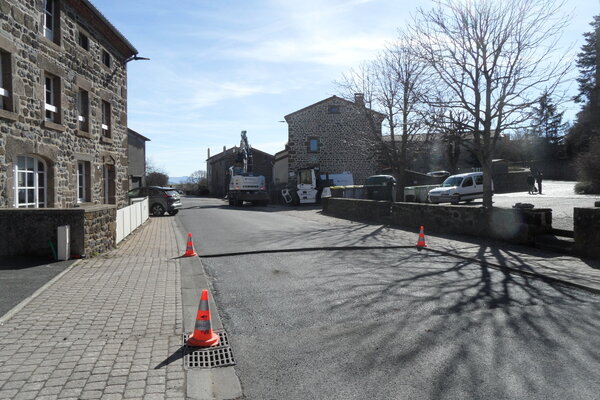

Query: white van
[427,172,492,204]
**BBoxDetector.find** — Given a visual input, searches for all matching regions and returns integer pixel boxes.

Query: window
[44,73,60,123]
[298,169,313,185]
[101,100,111,138]
[462,177,473,187]
[14,156,46,208]
[78,31,89,50]
[308,138,319,153]
[328,105,340,114]
[475,175,483,185]
[103,164,115,204]
[77,161,90,203]
[0,50,12,111]
[102,49,111,68]
[77,89,89,131]
[43,0,57,42]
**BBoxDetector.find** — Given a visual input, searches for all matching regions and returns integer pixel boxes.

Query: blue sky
[93,0,599,177]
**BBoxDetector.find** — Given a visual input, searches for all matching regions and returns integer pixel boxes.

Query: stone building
[207,146,274,198]
[127,128,150,189]
[284,94,385,185]
[0,0,138,209]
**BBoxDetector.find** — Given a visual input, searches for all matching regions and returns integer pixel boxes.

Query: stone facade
[284,95,385,185]
[0,0,137,209]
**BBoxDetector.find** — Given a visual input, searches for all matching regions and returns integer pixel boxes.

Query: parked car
[127,186,182,216]
[427,172,492,204]
[365,175,397,202]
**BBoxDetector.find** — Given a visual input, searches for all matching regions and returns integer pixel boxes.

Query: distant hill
[168,176,189,184]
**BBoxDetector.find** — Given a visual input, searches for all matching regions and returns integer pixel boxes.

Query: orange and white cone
[416,225,427,250]
[182,233,198,257]
[187,290,220,347]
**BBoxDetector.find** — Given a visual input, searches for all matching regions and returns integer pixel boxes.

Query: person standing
[527,174,535,194]
[536,171,543,194]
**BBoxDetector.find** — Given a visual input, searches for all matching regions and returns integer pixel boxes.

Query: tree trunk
[481,159,494,209]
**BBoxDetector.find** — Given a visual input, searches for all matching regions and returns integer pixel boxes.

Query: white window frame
[44,74,58,122]
[77,161,87,203]
[101,100,111,137]
[14,155,47,208]
[77,89,88,130]
[43,0,55,41]
[0,51,8,110]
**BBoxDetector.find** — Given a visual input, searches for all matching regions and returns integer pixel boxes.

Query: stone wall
[573,208,600,259]
[322,198,552,245]
[0,205,116,257]
[285,96,384,185]
[0,0,134,209]
[82,205,117,256]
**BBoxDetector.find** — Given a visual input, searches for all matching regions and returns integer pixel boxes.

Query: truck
[281,167,353,205]
[227,131,270,207]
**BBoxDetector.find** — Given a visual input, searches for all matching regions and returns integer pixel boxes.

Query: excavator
[227,131,269,207]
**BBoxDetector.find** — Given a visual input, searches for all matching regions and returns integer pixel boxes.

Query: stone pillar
[574,207,600,259]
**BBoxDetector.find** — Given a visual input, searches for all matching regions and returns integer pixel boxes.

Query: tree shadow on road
[304,247,600,399]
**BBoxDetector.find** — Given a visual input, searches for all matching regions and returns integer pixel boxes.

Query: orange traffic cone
[416,225,427,250]
[187,290,220,347]
[182,233,198,257]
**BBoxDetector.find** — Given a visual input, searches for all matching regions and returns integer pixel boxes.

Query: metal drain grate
[183,330,236,368]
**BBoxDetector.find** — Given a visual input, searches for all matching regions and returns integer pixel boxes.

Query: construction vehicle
[227,131,270,207]
[282,167,353,205]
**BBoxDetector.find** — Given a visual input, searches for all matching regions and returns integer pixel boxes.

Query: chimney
[354,93,364,105]
[207,148,210,158]
[223,146,226,152]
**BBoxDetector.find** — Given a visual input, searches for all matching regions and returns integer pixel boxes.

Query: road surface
[178,196,600,400]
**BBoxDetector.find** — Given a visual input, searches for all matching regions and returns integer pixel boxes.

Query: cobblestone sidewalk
[0,217,186,400]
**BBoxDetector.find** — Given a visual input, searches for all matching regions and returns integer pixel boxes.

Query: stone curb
[172,216,243,400]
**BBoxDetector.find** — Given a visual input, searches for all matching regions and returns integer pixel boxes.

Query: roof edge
[73,0,138,57]
[127,128,150,141]
[284,95,386,120]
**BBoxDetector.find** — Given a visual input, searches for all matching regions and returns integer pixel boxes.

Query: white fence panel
[116,209,125,243]
[116,198,149,244]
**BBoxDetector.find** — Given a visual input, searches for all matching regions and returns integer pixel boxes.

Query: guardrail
[116,197,149,244]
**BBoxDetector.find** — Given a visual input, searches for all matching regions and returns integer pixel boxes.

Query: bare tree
[429,108,472,174]
[145,158,169,187]
[411,0,570,208]
[337,33,432,190]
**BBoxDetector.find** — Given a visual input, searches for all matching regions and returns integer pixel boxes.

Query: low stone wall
[573,208,600,259]
[0,205,116,257]
[322,198,552,245]
[322,198,391,223]
[83,205,117,257]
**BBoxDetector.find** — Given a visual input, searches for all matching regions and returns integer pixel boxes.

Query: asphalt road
[179,196,600,400]
[0,256,75,318]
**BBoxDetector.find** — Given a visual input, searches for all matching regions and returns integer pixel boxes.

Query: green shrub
[574,181,600,194]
